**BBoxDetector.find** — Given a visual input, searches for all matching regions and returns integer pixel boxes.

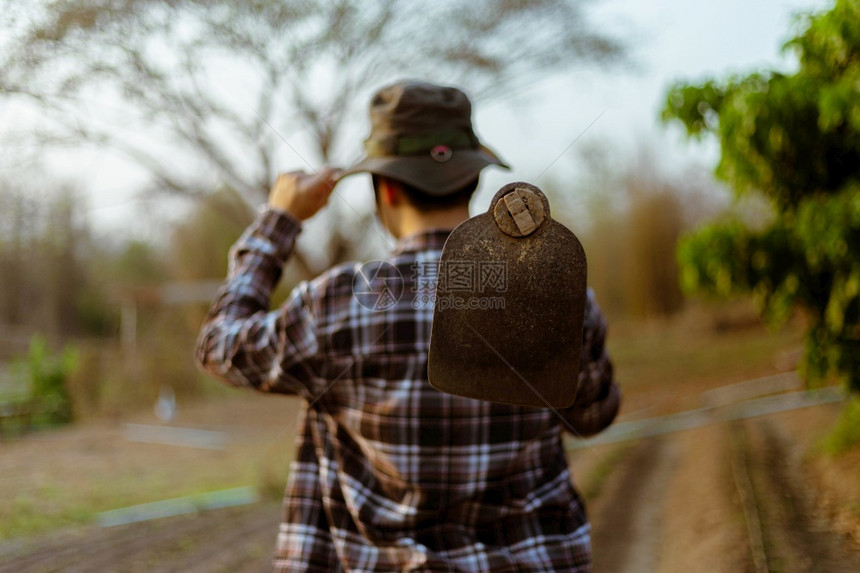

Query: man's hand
[268,168,341,221]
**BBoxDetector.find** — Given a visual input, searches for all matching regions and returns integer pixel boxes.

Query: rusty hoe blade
[428,182,587,408]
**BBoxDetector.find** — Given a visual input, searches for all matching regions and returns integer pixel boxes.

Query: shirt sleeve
[560,289,621,437]
[195,208,320,398]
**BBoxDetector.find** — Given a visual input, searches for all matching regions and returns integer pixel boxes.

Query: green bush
[820,397,860,456]
[17,335,78,425]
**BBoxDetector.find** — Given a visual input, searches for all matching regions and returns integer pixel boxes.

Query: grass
[0,393,299,540]
[580,443,631,501]
[602,303,807,417]
[819,396,860,456]
[609,308,805,392]
[1,457,262,539]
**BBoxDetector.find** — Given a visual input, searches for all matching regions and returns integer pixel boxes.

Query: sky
[356,0,828,242]
[471,0,826,198]
[1,0,831,240]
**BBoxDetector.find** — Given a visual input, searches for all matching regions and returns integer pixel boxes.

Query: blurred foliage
[169,189,247,281]
[0,183,98,338]
[820,396,860,455]
[622,170,687,318]
[664,0,860,392]
[0,179,212,419]
[107,240,170,286]
[12,334,78,425]
[548,145,726,320]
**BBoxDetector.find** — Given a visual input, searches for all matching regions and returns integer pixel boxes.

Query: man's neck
[396,206,470,238]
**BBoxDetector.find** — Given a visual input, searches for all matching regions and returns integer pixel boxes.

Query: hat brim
[339,147,509,196]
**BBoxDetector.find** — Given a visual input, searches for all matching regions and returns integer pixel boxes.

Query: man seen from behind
[196,80,620,572]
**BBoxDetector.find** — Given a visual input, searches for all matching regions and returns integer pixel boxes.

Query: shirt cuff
[252,207,302,260]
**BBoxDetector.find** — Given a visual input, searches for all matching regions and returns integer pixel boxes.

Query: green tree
[663,0,860,392]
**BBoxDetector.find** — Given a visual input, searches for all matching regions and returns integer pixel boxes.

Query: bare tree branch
[1,0,626,277]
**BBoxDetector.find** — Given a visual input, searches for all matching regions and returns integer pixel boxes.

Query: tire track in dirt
[589,436,678,572]
[736,418,860,572]
[660,423,754,572]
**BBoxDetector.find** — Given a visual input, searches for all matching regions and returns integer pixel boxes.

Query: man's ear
[379,177,400,207]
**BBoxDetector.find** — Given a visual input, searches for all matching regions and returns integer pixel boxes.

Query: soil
[739,417,860,572]
[0,503,282,573]
[656,424,752,572]
[2,389,859,571]
[589,437,679,572]
[584,403,860,573]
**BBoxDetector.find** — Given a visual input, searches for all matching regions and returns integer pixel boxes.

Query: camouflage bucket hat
[339,81,509,195]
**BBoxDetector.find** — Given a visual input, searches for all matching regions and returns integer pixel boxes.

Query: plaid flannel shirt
[196,208,619,572]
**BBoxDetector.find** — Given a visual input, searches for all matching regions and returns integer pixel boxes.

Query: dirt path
[658,423,753,572]
[738,418,860,572]
[589,437,679,572]
[3,397,858,571]
[586,409,860,573]
[0,503,282,573]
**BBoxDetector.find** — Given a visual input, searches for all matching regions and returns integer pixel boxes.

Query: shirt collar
[393,229,452,255]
